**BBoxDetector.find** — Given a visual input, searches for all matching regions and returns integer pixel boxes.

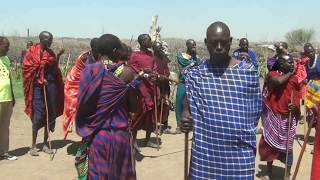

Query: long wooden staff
[304,103,307,138]
[64,53,71,76]
[184,132,189,180]
[284,92,294,179]
[154,85,160,151]
[292,112,315,180]
[159,97,164,134]
[43,83,53,161]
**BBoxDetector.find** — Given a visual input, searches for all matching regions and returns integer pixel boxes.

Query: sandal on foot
[29,148,39,156]
[42,145,53,154]
[0,153,17,161]
[146,141,159,148]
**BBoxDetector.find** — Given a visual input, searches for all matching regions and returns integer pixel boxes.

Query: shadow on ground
[136,137,162,162]
[9,139,78,157]
[67,141,81,156]
[256,164,285,180]
[296,134,315,144]
[136,137,162,147]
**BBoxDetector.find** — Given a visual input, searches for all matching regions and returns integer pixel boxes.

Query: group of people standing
[0,21,320,180]
[0,29,180,179]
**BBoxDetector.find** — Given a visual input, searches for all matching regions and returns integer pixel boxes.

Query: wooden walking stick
[292,112,315,180]
[154,86,160,151]
[184,132,189,180]
[304,102,307,138]
[159,97,164,133]
[43,83,53,161]
[64,53,71,76]
[284,92,294,179]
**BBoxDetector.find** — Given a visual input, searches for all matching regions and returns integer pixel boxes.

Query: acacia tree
[285,28,315,48]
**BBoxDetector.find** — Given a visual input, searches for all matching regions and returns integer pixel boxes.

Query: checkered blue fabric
[185,60,262,180]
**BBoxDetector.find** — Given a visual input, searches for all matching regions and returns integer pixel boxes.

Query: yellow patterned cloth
[113,64,124,77]
[305,80,320,109]
[0,56,12,102]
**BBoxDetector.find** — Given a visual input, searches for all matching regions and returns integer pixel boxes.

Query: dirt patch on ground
[0,99,313,179]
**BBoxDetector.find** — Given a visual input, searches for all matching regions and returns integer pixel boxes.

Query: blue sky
[1,0,319,42]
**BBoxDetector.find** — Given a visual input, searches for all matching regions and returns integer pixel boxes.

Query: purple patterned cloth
[267,56,277,71]
[76,62,139,179]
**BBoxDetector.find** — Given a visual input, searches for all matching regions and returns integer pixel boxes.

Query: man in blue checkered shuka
[180,21,262,180]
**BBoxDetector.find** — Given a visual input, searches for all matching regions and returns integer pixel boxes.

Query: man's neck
[186,51,195,56]
[209,56,229,67]
[40,44,47,52]
[240,48,248,53]
[209,55,238,68]
[140,47,149,53]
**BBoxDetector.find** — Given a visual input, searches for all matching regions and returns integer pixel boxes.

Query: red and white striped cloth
[62,51,88,139]
[262,105,297,151]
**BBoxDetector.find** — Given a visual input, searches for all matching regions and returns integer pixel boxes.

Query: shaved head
[239,38,249,52]
[39,31,53,41]
[304,43,315,60]
[0,36,10,56]
[206,21,230,39]
[138,34,152,49]
[39,31,53,49]
[205,21,232,65]
[186,39,195,47]
[98,33,122,61]
[26,41,33,49]
[186,39,197,56]
[277,53,295,73]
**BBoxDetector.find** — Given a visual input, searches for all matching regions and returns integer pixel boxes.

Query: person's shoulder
[78,50,90,62]
[176,51,182,56]
[130,51,143,59]
[0,56,10,64]
[84,61,104,70]
[181,52,191,59]
[248,49,257,56]
[187,59,207,74]
[249,48,256,52]
[47,48,56,55]
[233,48,240,52]
[185,60,207,84]
[28,44,38,52]
[229,57,241,66]
[119,65,136,83]
[232,48,240,53]
[131,51,140,55]
[0,55,10,60]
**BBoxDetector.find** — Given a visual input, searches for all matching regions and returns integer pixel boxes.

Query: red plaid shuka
[22,43,64,119]
[128,51,159,131]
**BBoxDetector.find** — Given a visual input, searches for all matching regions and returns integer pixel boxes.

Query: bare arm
[268,72,293,87]
[56,49,65,63]
[180,96,193,133]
